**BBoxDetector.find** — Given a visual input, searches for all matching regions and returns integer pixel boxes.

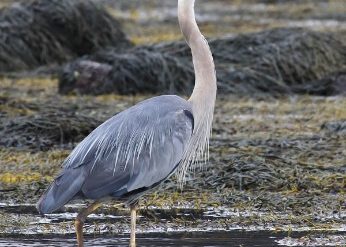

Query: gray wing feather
[37,95,193,213]
[80,96,193,199]
[37,167,88,214]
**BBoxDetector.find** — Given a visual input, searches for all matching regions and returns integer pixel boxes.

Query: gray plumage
[36,6,217,247]
[36,1,217,246]
[37,95,194,214]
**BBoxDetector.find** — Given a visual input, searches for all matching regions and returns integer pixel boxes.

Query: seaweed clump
[59,28,346,96]
[0,98,103,150]
[59,49,193,95]
[0,0,131,72]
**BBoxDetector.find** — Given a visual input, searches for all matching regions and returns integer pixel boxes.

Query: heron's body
[37,1,216,246]
[38,95,193,214]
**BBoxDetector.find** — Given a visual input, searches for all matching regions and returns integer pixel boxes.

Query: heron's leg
[75,201,101,247]
[129,202,138,247]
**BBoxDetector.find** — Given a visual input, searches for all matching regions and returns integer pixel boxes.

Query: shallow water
[3,231,344,247]
[0,231,287,247]
[0,203,345,246]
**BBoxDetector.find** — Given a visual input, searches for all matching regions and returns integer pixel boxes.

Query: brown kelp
[59,28,346,96]
[1,96,344,220]
[0,0,131,72]
[0,96,103,150]
[59,49,194,95]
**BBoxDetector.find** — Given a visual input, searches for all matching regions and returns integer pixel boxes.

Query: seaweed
[59,28,346,96]
[0,0,132,72]
[0,98,103,150]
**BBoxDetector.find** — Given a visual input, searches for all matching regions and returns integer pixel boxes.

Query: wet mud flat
[2,231,341,247]
[0,77,345,246]
[101,0,346,44]
[0,202,345,246]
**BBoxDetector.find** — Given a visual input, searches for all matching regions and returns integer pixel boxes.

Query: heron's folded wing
[62,95,193,199]
[81,108,193,199]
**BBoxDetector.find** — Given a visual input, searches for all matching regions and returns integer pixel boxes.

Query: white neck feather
[178,0,217,108]
[177,0,217,183]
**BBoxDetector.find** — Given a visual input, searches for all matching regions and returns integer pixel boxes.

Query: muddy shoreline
[0,0,345,246]
[1,94,345,246]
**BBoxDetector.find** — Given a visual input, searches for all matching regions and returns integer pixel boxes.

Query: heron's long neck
[178,0,217,122]
[176,0,216,183]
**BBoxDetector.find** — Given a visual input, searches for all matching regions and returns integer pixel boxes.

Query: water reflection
[0,231,282,247]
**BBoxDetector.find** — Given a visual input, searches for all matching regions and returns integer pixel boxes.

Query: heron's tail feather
[37,168,87,214]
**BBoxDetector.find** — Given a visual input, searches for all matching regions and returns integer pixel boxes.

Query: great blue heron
[37,0,216,246]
